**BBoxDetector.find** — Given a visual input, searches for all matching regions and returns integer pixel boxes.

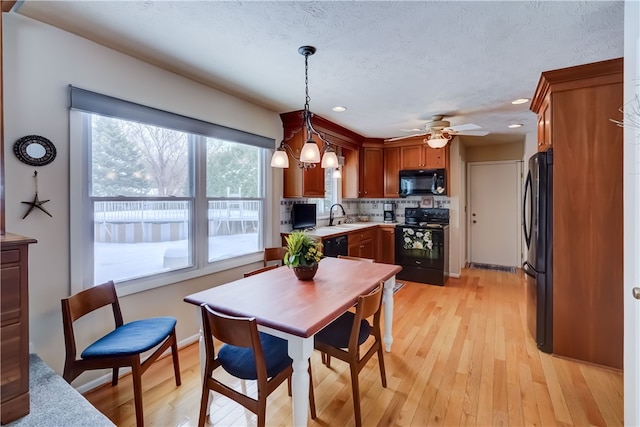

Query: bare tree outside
[124,123,189,196]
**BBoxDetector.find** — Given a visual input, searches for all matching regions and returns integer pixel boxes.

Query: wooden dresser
[1,233,36,424]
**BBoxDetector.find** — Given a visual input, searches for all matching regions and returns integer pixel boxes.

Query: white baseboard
[75,333,200,394]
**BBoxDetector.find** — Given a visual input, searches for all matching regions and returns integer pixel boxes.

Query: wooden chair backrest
[263,247,287,267]
[337,255,375,263]
[60,280,123,361]
[244,264,278,277]
[349,284,383,351]
[199,303,268,380]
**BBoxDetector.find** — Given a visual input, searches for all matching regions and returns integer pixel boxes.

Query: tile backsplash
[280,196,451,232]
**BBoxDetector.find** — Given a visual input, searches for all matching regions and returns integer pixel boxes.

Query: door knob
[633,287,640,300]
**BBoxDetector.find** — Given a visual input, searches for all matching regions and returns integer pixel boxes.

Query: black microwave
[399,169,446,197]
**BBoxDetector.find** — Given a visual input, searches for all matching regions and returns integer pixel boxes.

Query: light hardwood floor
[83,268,623,426]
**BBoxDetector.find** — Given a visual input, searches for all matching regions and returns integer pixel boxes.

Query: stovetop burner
[400,207,450,228]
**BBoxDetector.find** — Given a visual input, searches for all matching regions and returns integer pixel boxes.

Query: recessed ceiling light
[332,106,346,112]
[508,124,523,128]
[512,98,529,105]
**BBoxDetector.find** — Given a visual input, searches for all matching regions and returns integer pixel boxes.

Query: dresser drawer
[0,249,20,265]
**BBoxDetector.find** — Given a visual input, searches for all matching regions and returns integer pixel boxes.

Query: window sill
[115,252,263,297]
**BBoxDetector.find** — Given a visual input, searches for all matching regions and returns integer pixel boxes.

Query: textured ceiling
[15,1,624,146]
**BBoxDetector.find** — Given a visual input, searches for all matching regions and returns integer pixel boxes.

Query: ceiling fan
[385,115,489,148]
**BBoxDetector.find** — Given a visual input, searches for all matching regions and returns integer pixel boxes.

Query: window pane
[206,138,263,262]
[90,113,193,283]
[309,168,338,215]
[206,138,261,197]
[91,115,190,197]
[94,200,192,283]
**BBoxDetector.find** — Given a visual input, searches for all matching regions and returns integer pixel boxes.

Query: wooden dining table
[183,256,402,427]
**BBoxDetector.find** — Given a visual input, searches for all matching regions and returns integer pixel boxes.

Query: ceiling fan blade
[447,123,482,132]
[384,132,428,142]
[451,130,489,136]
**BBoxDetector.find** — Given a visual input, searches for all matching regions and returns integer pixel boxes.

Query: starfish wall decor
[21,171,52,219]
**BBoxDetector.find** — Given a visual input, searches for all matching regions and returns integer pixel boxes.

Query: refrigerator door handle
[522,261,536,278]
[522,170,533,249]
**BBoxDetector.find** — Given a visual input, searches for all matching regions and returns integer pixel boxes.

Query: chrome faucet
[328,203,346,226]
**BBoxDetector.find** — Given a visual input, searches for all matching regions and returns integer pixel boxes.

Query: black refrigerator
[522,149,553,353]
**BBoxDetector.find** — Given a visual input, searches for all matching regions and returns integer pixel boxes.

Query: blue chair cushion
[81,317,176,359]
[218,332,291,380]
[315,312,371,349]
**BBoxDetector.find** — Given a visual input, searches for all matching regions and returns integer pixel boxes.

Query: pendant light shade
[270,149,289,168]
[300,141,321,163]
[321,150,339,168]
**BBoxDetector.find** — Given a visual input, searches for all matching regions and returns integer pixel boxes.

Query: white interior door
[624,1,640,423]
[467,161,521,267]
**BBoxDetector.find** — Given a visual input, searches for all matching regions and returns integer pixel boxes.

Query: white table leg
[382,276,395,352]
[287,336,314,427]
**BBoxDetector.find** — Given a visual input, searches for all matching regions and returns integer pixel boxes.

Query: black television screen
[291,203,317,230]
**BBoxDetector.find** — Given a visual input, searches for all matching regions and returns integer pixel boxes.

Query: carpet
[393,282,405,294]
[467,263,517,274]
[6,354,114,427]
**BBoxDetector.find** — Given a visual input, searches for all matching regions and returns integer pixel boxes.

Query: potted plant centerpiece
[284,231,323,280]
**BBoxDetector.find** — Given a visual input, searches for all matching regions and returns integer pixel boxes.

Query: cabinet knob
[633,287,640,300]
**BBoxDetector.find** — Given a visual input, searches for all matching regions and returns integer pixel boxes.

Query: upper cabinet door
[399,145,425,169]
[383,147,400,198]
[425,147,446,169]
[361,147,384,198]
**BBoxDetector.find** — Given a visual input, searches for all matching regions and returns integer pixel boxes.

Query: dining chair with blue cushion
[61,280,181,427]
[313,284,386,427]
[198,303,315,427]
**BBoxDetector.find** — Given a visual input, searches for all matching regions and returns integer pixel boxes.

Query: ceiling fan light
[426,136,449,149]
[321,150,339,168]
[270,149,289,168]
[300,141,321,163]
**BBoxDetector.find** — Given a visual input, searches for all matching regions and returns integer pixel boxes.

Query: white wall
[3,13,282,389]
[447,138,463,277]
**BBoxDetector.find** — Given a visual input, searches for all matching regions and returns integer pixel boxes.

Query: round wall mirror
[13,135,57,166]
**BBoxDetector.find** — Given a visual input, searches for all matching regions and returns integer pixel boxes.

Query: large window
[70,87,272,291]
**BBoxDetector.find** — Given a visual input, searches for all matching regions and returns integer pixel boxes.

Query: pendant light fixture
[271,46,339,170]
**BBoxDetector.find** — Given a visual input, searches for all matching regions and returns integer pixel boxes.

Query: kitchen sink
[327,223,372,230]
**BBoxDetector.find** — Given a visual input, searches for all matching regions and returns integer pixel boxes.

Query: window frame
[69,87,274,296]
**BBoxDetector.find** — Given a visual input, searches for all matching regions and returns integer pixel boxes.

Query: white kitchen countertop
[287,222,395,239]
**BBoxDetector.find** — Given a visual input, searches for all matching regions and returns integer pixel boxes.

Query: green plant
[283,231,323,267]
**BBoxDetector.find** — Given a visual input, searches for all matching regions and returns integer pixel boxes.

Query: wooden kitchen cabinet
[1,234,36,424]
[383,147,400,198]
[280,111,363,198]
[377,226,395,264]
[530,57,623,369]
[348,228,376,259]
[536,96,552,152]
[399,143,447,170]
[279,123,325,198]
[360,144,384,198]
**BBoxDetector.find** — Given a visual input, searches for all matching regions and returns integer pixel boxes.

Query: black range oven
[395,208,449,286]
